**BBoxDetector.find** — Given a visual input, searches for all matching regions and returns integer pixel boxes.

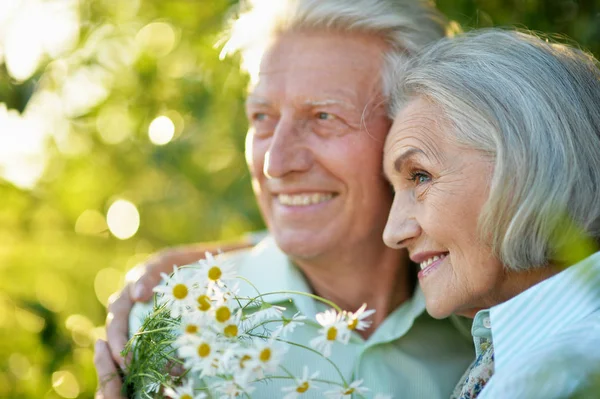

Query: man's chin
[271,231,331,260]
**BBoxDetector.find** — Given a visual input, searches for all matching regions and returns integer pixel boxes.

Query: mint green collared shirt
[131,236,474,398]
[470,251,600,399]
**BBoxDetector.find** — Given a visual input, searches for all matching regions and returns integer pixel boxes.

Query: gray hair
[389,29,600,270]
[219,0,454,93]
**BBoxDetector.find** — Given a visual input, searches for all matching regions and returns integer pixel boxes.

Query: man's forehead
[245,90,359,108]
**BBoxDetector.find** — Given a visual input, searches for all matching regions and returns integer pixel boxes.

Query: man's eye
[408,171,431,185]
[253,113,268,121]
[316,112,334,120]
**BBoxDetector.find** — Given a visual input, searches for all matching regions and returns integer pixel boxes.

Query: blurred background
[0,0,598,398]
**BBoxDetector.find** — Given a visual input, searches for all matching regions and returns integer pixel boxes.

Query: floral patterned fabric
[451,342,494,399]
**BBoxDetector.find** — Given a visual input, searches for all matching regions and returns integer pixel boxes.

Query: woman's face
[383,97,510,318]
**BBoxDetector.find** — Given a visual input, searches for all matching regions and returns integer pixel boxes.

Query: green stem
[246,333,348,386]
[245,290,342,312]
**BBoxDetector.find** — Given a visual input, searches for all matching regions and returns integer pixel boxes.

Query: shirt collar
[365,284,426,345]
[235,235,427,342]
[235,235,317,317]
[477,251,600,370]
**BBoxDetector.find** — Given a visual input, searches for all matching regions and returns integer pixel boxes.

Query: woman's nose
[383,192,421,249]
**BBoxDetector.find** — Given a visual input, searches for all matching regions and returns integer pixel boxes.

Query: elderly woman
[383,29,600,399]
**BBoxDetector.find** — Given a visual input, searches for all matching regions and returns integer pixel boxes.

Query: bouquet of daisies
[123,252,389,399]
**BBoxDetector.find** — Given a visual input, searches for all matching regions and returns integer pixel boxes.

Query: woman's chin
[424,299,454,319]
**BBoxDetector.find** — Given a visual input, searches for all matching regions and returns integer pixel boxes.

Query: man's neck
[292,243,412,338]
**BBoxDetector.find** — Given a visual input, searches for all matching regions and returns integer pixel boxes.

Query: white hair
[219,0,454,92]
[389,29,600,270]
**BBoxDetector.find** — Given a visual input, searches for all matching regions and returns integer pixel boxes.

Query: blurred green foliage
[0,0,598,398]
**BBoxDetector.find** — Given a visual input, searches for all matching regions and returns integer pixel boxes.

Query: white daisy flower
[177,333,224,378]
[310,308,349,357]
[212,299,241,329]
[197,252,238,285]
[212,378,255,399]
[247,338,287,375]
[250,303,286,324]
[281,366,320,398]
[178,312,208,337]
[153,266,193,318]
[220,310,243,339]
[273,312,307,338]
[346,303,376,331]
[324,379,369,399]
[163,379,206,399]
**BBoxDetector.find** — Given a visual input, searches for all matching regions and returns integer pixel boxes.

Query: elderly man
[94,0,473,397]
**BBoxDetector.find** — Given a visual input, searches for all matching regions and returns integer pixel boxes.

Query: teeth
[419,254,446,270]
[278,193,334,206]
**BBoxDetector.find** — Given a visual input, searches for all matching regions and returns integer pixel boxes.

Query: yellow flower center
[208,266,222,281]
[223,324,238,337]
[259,348,272,362]
[172,283,188,300]
[296,381,310,393]
[348,318,358,330]
[239,354,252,369]
[185,324,198,334]
[197,294,211,311]
[215,306,231,323]
[197,343,211,358]
[326,326,337,341]
[343,388,355,395]
[181,395,193,399]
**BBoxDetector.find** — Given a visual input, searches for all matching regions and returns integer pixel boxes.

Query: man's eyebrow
[246,96,271,106]
[394,148,426,173]
[302,99,354,109]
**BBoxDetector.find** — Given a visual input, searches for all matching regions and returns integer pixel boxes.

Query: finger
[130,261,170,302]
[106,287,133,369]
[94,340,126,399]
[130,248,204,302]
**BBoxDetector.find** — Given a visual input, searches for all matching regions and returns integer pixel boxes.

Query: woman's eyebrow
[394,148,426,174]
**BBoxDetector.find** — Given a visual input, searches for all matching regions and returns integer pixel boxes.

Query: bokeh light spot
[52,370,80,398]
[148,115,175,145]
[106,199,140,239]
[135,22,177,57]
[66,314,95,347]
[75,209,108,236]
[96,106,134,144]
[9,353,31,380]
[94,267,124,306]
[15,307,45,333]
[96,105,135,145]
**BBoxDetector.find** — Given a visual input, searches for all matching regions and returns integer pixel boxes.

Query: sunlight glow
[0,103,48,189]
[106,199,140,239]
[61,66,111,117]
[148,115,175,145]
[1,0,79,81]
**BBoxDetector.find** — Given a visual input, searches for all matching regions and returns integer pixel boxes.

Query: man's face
[245,31,393,261]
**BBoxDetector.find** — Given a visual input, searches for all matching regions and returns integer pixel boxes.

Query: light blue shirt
[472,251,600,398]
[132,236,474,398]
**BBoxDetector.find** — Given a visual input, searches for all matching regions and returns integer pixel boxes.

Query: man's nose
[263,117,313,179]
[383,191,422,249]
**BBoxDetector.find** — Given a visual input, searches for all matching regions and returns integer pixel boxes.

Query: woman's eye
[408,171,431,185]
